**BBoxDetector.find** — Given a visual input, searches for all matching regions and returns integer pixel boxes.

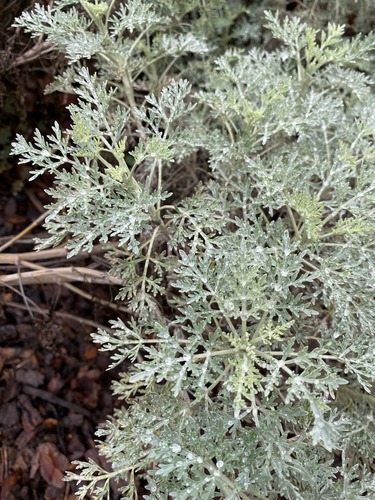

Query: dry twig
[0,266,123,286]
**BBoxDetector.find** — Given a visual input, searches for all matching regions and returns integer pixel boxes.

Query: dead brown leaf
[35,442,69,489]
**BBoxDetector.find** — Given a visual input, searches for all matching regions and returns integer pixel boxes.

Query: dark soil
[0,3,126,498]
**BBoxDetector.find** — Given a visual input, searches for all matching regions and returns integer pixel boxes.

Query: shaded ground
[0,2,127,498]
[0,282,119,499]
[0,133,127,497]
[0,101,125,498]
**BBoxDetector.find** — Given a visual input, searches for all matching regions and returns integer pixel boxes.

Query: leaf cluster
[11,1,375,498]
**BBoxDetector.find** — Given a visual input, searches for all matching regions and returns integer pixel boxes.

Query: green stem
[157,160,163,212]
[104,0,117,28]
[122,71,137,111]
[261,350,342,362]
[97,153,115,169]
[128,28,150,58]
[80,1,107,35]
[204,364,231,395]
[157,204,178,212]
[320,230,337,239]
[287,206,301,239]
[301,258,320,271]
[225,119,235,144]
[321,184,375,227]
[139,226,159,309]
[194,348,238,361]
[67,462,145,482]
[158,56,179,87]
[251,311,268,344]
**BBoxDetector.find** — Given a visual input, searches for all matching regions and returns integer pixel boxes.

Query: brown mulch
[0,288,119,499]
[0,3,127,498]
[0,154,127,500]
